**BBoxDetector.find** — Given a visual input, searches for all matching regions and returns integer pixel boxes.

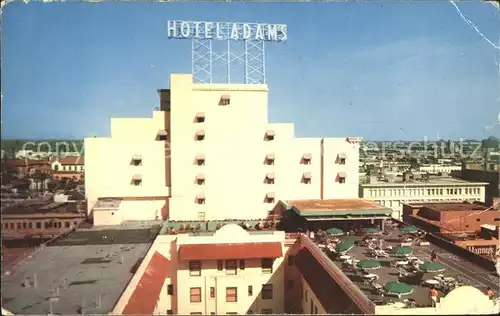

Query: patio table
[424,279,440,286]
[393,302,405,308]
[339,255,351,260]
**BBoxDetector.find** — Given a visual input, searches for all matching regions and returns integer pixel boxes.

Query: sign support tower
[168,21,287,84]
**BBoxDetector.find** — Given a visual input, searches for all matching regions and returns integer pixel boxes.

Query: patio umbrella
[362,227,381,235]
[356,259,381,270]
[336,240,355,253]
[418,261,445,273]
[394,246,413,256]
[326,228,344,236]
[383,281,414,296]
[400,226,418,233]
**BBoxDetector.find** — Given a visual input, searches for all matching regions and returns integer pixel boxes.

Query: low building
[1,198,87,240]
[402,202,500,234]
[1,224,160,315]
[51,156,85,173]
[276,198,393,232]
[452,168,499,207]
[360,175,488,221]
[418,164,461,175]
[112,223,289,315]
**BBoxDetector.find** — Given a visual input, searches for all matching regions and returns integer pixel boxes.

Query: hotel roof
[284,198,393,217]
[178,242,283,261]
[361,176,489,186]
[1,224,161,315]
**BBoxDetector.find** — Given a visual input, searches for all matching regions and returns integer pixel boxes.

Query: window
[248,285,253,296]
[262,284,273,299]
[220,95,231,106]
[167,310,173,314]
[17,223,22,229]
[197,159,205,166]
[217,260,223,271]
[28,222,33,229]
[22,222,27,229]
[226,260,237,275]
[226,287,237,302]
[158,130,168,141]
[65,221,70,228]
[190,287,202,302]
[288,255,295,266]
[197,178,205,185]
[287,280,294,290]
[261,309,273,314]
[261,258,273,273]
[196,130,205,141]
[167,284,174,295]
[265,130,275,141]
[210,287,215,298]
[195,112,205,123]
[189,261,202,276]
[198,212,205,221]
[10,223,14,229]
[239,259,245,270]
[132,159,142,166]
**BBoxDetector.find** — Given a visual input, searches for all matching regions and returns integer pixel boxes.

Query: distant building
[85,73,361,225]
[360,173,487,221]
[418,164,461,175]
[51,156,85,172]
[453,165,499,207]
[1,197,86,240]
[403,202,500,260]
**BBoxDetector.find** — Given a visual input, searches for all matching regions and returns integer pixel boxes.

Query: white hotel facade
[85,74,361,225]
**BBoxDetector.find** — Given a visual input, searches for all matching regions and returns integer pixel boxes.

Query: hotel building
[85,74,362,225]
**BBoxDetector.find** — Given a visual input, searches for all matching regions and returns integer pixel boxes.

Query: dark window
[261,258,273,273]
[210,287,215,298]
[190,287,202,302]
[476,218,480,222]
[220,98,230,106]
[167,310,173,314]
[65,221,70,228]
[189,261,202,276]
[239,259,245,270]
[262,284,273,300]
[217,260,223,271]
[36,222,42,229]
[167,284,174,295]
[248,285,253,296]
[261,309,273,314]
[10,223,14,229]
[226,260,237,275]
[28,222,33,229]
[22,222,27,229]
[288,255,295,266]
[226,287,237,302]
[17,223,22,229]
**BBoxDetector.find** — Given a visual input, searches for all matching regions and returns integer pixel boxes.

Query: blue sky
[2,1,499,141]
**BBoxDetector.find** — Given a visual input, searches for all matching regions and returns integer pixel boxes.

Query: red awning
[179,242,282,261]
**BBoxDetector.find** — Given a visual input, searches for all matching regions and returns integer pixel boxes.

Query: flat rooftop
[311,225,499,308]
[285,199,392,217]
[1,224,161,315]
[413,202,488,212]
[361,176,489,186]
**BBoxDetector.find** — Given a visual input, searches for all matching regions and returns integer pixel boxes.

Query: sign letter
[167,20,176,37]
[267,24,278,41]
[231,23,239,40]
[205,22,214,39]
[180,21,190,38]
[255,24,264,40]
[243,24,252,40]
